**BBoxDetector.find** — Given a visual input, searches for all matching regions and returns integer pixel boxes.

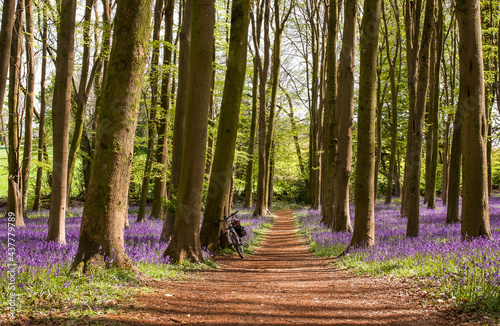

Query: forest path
[107,209,456,325]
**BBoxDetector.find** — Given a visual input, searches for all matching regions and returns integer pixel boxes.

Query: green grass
[1,210,272,322]
[294,213,500,318]
[0,147,84,203]
[1,259,215,322]
[0,147,8,198]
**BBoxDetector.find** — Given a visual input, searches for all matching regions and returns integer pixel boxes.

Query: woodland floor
[8,210,497,325]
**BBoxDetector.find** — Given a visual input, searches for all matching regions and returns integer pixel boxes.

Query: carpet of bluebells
[295,197,500,312]
[0,207,272,317]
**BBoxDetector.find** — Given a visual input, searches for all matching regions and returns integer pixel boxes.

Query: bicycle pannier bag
[231,220,247,237]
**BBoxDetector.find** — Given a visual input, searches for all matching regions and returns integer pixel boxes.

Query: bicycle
[219,210,248,259]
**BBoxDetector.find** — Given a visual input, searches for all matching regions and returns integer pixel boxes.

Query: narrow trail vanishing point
[105,209,466,325]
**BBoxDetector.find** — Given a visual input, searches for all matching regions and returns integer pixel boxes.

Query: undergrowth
[294,204,500,316]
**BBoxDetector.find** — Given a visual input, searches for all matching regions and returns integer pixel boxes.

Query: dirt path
[106,210,459,325]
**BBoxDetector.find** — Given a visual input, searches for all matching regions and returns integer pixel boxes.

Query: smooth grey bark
[161,0,193,241]
[150,0,175,220]
[164,0,216,262]
[47,0,78,244]
[199,0,250,252]
[21,0,35,216]
[72,0,153,273]
[243,57,259,208]
[33,4,48,211]
[252,0,271,218]
[137,0,164,222]
[348,0,382,249]
[332,0,356,233]
[404,0,435,238]
[383,0,401,204]
[456,0,491,239]
[0,0,16,118]
[321,0,338,226]
[7,0,25,226]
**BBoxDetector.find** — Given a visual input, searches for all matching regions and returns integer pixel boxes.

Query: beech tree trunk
[0,0,16,117]
[321,0,338,226]
[404,0,434,238]
[425,2,442,209]
[161,0,193,240]
[7,0,24,226]
[47,0,78,244]
[150,0,175,220]
[441,115,451,205]
[332,0,356,233]
[252,0,271,218]
[205,42,216,181]
[383,0,400,204]
[137,0,164,222]
[72,0,153,272]
[164,0,215,262]
[200,0,250,251]
[456,0,491,239]
[33,5,48,211]
[264,0,291,209]
[442,19,457,207]
[446,104,462,224]
[401,0,423,217]
[349,0,381,249]
[244,57,259,208]
[67,0,100,199]
[374,65,385,200]
[21,0,35,216]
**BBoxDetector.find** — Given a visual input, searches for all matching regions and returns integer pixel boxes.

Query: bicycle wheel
[229,229,245,259]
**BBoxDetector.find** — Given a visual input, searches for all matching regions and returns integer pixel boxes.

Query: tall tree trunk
[444,18,458,210]
[47,0,77,244]
[441,114,451,205]
[21,0,35,216]
[404,0,435,238]
[244,57,259,208]
[150,0,175,220]
[307,0,324,212]
[456,0,491,239]
[252,0,271,218]
[395,149,402,197]
[161,0,193,240]
[446,105,462,224]
[265,0,290,210]
[205,42,216,180]
[383,0,400,204]
[401,0,423,217]
[72,0,153,272]
[137,0,164,222]
[321,0,338,226]
[374,64,385,200]
[66,0,100,199]
[0,0,16,117]
[348,0,381,249]
[332,0,356,232]
[33,4,48,211]
[199,0,250,252]
[164,0,215,262]
[7,0,24,226]
[426,1,442,209]
[486,104,492,195]
[268,144,275,207]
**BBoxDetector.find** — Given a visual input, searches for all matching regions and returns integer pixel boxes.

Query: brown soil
[98,209,489,326]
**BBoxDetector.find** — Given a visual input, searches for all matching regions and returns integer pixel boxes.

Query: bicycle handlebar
[221,210,239,221]
[212,210,240,226]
